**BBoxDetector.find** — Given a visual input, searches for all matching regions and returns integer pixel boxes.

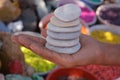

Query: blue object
[81,0,103,9]
[0,21,11,32]
[5,74,24,80]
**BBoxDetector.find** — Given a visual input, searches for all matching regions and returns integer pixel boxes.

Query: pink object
[8,59,23,74]
[80,7,96,25]
[0,74,5,80]
[77,1,96,25]
[80,65,120,80]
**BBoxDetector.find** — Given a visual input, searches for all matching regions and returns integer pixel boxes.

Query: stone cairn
[46,3,82,54]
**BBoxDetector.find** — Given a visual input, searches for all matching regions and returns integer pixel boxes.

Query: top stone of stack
[54,3,81,22]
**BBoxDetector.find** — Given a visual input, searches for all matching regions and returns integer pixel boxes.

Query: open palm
[11,33,102,68]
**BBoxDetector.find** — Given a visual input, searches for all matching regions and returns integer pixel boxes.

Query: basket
[90,24,120,44]
[90,24,120,35]
[81,0,103,9]
[96,4,120,30]
[46,68,97,80]
[77,1,97,26]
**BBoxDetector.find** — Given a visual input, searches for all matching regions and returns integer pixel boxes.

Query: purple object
[100,7,120,26]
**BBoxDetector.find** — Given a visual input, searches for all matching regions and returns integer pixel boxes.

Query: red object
[46,67,97,80]
[80,65,120,80]
[8,59,23,74]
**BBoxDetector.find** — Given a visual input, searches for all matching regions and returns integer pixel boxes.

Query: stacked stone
[46,3,82,54]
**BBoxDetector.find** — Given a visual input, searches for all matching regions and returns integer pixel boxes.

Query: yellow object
[21,47,56,73]
[91,30,120,44]
[12,0,20,8]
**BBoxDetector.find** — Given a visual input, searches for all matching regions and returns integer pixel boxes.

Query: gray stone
[48,23,82,32]
[47,30,80,40]
[46,43,81,54]
[46,36,79,47]
[54,3,81,21]
[50,16,80,27]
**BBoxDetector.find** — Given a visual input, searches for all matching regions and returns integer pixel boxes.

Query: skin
[11,34,120,68]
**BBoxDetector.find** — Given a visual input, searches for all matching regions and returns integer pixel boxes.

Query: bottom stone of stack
[45,43,81,54]
[46,36,79,47]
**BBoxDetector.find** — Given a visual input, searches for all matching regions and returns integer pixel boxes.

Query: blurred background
[0,0,120,80]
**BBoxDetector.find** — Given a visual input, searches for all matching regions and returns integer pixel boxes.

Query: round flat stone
[54,3,81,21]
[46,36,79,47]
[45,43,81,54]
[50,16,80,27]
[47,30,80,40]
[47,23,82,32]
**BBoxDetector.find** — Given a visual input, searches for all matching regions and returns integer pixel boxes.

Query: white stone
[46,43,81,54]
[47,23,82,32]
[47,30,80,40]
[46,36,79,47]
[50,16,80,27]
[54,3,81,21]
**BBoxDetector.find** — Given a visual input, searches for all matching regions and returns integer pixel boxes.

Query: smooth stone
[46,43,81,54]
[47,30,80,40]
[54,3,81,21]
[47,23,82,32]
[46,36,79,47]
[50,16,80,27]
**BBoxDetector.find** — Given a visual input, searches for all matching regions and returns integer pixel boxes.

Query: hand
[11,33,103,68]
